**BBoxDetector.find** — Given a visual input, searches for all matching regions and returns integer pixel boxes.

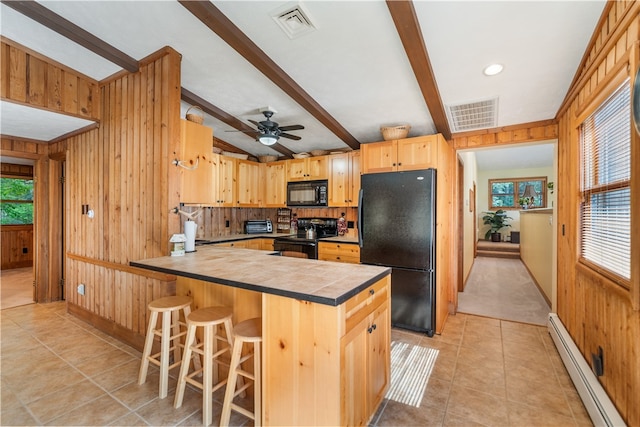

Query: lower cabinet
[215,238,273,250]
[318,241,360,263]
[262,274,390,426]
[341,290,390,425]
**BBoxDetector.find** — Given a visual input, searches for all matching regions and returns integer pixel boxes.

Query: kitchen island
[131,245,391,426]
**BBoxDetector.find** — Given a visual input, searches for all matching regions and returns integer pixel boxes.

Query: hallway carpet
[458,257,550,326]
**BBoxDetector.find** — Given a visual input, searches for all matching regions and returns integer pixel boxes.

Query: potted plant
[482,209,512,242]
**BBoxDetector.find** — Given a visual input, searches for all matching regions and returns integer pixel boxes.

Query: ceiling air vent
[446,98,498,132]
[271,3,317,39]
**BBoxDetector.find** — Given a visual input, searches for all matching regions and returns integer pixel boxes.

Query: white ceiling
[0,1,605,168]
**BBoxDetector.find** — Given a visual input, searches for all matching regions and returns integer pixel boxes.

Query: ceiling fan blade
[225,129,259,134]
[280,132,302,141]
[278,124,304,131]
[248,119,260,127]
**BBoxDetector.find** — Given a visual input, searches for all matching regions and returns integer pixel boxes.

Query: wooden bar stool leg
[174,323,196,409]
[203,324,214,427]
[220,338,244,426]
[254,340,261,427]
[171,309,182,365]
[159,310,171,399]
[138,311,158,385]
[183,305,202,373]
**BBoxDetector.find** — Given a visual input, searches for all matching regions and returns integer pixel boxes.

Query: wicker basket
[258,155,278,163]
[380,124,410,141]
[185,105,204,124]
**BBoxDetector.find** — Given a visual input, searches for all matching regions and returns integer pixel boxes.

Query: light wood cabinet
[236,159,261,207]
[213,154,236,207]
[341,278,390,426]
[263,274,390,426]
[318,241,360,264]
[361,135,437,174]
[215,238,273,250]
[180,119,217,205]
[328,151,361,207]
[286,156,328,181]
[263,160,287,207]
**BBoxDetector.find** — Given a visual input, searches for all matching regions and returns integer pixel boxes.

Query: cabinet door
[341,316,368,426]
[361,141,397,174]
[180,119,216,205]
[349,151,361,206]
[236,159,261,207]
[328,154,349,207]
[217,156,236,207]
[367,302,390,413]
[396,136,437,171]
[264,161,287,207]
[286,158,307,181]
[306,156,328,180]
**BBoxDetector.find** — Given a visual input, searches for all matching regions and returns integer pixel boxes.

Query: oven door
[273,239,317,259]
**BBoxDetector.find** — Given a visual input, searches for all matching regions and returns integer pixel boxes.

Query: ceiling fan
[231,109,304,146]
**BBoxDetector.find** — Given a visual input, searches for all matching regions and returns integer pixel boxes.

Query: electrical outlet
[77,284,85,296]
[225,220,230,228]
[22,247,28,254]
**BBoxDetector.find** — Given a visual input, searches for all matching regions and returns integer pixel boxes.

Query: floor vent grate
[446,97,498,132]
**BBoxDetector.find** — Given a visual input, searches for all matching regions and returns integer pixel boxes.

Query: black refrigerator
[358,169,436,336]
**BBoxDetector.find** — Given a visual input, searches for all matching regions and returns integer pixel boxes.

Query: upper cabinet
[329,151,361,207]
[236,159,261,207]
[287,156,328,181]
[264,160,288,207]
[215,155,236,207]
[180,119,217,205]
[361,135,437,174]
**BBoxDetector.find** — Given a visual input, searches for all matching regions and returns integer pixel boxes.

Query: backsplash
[179,206,358,238]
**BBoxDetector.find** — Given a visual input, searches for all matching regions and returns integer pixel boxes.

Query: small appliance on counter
[244,219,273,234]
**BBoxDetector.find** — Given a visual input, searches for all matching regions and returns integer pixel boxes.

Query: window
[579,79,631,284]
[0,177,34,225]
[489,177,547,209]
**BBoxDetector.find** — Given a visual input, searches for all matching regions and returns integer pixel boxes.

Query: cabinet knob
[367,324,377,334]
[369,289,375,295]
[392,163,397,166]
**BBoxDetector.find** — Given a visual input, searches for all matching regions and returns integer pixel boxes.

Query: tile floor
[0,302,592,426]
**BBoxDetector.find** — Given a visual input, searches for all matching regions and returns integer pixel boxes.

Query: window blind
[579,79,631,283]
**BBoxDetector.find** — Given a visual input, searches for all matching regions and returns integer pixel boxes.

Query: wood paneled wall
[64,47,182,348]
[556,2,639,425]
[1,225,33,269]
[1,37,100,120]
[451,120,558,150]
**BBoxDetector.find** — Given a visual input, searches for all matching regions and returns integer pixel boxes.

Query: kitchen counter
[320,235,359,244]
[131,245,391,426]
[131,245,388,306]
[195,233,360,246]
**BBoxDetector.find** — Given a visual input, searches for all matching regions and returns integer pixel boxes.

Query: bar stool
[174,306,235,427]
[220,317,262,427]
[138,295,200,399]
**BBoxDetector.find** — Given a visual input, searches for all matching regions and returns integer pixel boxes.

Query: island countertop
[131,245,390,306]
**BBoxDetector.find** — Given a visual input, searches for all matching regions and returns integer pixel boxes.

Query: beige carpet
[1,267,34,310]
[458,257,550,326]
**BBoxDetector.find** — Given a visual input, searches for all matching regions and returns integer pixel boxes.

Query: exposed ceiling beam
[178,0,360,151]
[2,0,139,73]
[181,88,296,158]
[386,0,451,141]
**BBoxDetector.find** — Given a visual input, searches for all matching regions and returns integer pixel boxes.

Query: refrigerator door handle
[357,188,364,247]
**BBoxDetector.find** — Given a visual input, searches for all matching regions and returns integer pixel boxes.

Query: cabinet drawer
[344,276,390,333]
[318,242,360,263]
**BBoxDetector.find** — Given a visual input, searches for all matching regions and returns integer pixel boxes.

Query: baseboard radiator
[547,313,626,427]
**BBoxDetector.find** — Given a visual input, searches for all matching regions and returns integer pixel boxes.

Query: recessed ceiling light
[483,64,504,76]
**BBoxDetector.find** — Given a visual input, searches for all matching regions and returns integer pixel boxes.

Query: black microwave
[287,180,328,207]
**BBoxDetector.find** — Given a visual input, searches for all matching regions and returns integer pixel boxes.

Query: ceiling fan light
[259,134,279,146]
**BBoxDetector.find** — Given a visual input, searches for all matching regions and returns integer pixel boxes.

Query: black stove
[273,218,338,259]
